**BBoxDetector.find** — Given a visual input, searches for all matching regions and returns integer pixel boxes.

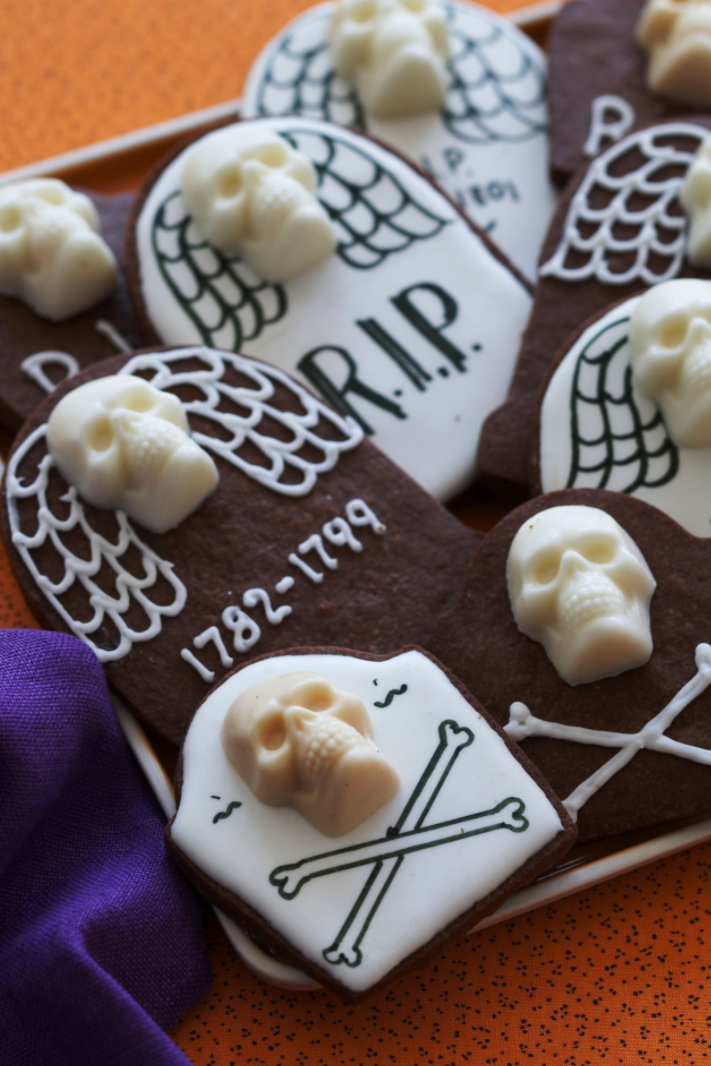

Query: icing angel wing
[150,189,287,352]
[249,7,364,129]
[540,123,707,287]
[563,313,679,494]
[6,348,362,661]
[6,427,187,663]
[282,127,449,270]
[121,347,364,496]
[442,3,547,145]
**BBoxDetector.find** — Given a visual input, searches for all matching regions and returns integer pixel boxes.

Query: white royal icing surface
[172,649,564,993]
[539,296,711,538]
[241,1,556,281]
[6,346,363,661]
[135,117,532,502]
[541,122,708,287]
[507,643,711,820]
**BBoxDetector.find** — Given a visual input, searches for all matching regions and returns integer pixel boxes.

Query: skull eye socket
[0,205,23,233]
[577,535,616,565]
[295,680,334,712]
[254,142,290,169]
[529,550,561,586]
[655,315,688,349]
[256,710,287,752]
[217,165,243,199]
[85,415,114,453]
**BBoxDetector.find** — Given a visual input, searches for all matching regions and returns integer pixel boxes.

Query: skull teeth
[251,178,307,231]
[681,346,711,394]
[561,581,626,630]
[301,718,360,791]
[128,420,185,482]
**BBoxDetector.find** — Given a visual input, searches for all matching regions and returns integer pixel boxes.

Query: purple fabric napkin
[0,630,212,1065]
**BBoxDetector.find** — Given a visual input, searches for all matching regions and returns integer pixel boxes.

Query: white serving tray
[12,0,711,995]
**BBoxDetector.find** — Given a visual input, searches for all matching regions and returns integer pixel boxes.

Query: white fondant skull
[637,0,711,107]
[681,136,711,266]
[330,0,449,119]
[629,278,711,447]
[0,178,117,321]
[507,506,655,686]
[181,127,336,283]
[46,375,218,534]
[222,671,400,836]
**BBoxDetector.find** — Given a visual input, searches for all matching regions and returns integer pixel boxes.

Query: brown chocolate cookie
[166,645,577,1001]
[2,347,479,745]
[548,0,693,184]
[0,190,146,433]
[477,118,711,497]
[429,488,711,844]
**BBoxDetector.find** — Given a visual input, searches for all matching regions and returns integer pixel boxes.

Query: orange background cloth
[1,1,710,1062]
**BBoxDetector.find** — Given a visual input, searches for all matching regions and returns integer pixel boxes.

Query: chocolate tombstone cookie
[166,646,576,1000]
[548,0,711,184]
[127,116,532,501]
[430,488,711,844]
[477,118,711,496]
[240,1,556,281]
[2,346,478,745]
[0,184,145,433]
[533,284,711,538]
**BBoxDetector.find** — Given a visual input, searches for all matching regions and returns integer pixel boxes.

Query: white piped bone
[270,796,528,900]
[323,718,474,967]
[506,643,711,819]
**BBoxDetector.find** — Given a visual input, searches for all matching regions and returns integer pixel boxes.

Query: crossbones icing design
[181,126,336,283]
[329,0,449,119]
[169,649,569,995]
[637,0,711,108]
[0,178,117,321]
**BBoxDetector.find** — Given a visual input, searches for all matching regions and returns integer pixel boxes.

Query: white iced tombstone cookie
[629,278,711,447]
[222,670,400,837]
[181,126,336,283]
[0,178,117,322]
[507,506,656,686]
[46,375,218,534]
[681,137,711,266]
[637,0,711,108]
[330,0,448,119]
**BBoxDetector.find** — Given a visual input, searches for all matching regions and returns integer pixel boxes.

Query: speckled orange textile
[2,0,711,1062]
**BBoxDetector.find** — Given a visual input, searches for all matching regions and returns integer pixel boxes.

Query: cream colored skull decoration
[222,671,400,836]
[507,506,656,686]
[0,178,117,321]
[629,278,711,447]
[181,127,336,284]
[330,0,448,119]
[47,376,219,534]
[637,0,711,107]
[681,136,711,266]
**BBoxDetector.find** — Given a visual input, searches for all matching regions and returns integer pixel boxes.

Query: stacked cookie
[3,0,711,1001]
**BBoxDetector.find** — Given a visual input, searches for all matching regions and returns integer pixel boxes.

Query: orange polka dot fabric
[175,845,711,1065]
[3,0,711,1061]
